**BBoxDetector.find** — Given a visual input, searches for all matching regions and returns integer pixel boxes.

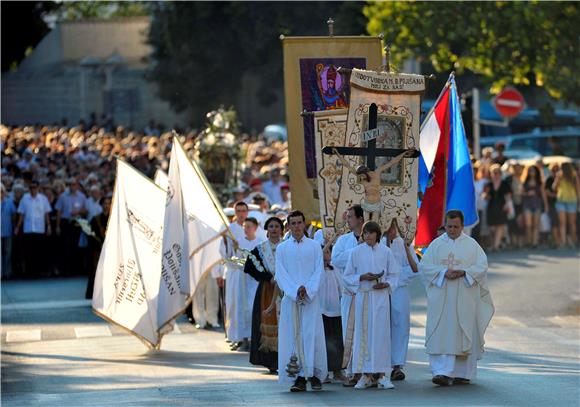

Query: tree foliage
[51,1,149,21]
[147,1,367,124]
[1,2,57,71]
[365,1,579,106]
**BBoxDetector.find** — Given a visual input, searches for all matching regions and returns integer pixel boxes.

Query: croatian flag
[415,75,478,247]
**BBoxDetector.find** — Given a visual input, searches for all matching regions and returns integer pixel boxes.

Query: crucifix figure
[322,103,419,220]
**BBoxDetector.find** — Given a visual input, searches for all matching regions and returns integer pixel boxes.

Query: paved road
[2,249,579,406]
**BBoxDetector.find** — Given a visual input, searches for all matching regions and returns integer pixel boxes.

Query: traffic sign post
[493,87,526,119]
[471,86,526,159]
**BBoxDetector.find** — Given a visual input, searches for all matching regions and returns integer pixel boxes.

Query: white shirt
[86,197,103,220]
[17,193,51,234]
[331,232,360,273]
[275,235,324,301]
[381,236,420,287]
[263,180,284,206]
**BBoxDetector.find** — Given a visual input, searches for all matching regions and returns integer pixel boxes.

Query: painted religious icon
[300,58,366,178]
[361,113,407,185]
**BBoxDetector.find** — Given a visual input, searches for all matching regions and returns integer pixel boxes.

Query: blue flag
[446,78,478,227]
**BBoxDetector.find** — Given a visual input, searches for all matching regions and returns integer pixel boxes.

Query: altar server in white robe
[313,229,346,383]
[419,210,494,386]
[225,216,264,350]
[343,221,400,390]
[221,202,247,344]
[330,205,364,384]
[276,210,327,392]
[382,219,420,381]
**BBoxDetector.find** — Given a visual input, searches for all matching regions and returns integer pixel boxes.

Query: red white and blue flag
[416,75,478,247]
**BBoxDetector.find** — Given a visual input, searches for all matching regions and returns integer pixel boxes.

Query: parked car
[480,127,580,159]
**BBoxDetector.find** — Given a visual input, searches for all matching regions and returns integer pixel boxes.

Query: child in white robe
[343,221,399,390]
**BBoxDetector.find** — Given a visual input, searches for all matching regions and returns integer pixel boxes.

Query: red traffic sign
[493,87,525,119]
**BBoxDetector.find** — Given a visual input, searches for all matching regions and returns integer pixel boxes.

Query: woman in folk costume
[243,217,283,373]
[343,221,400,390]
[381,218,420,381]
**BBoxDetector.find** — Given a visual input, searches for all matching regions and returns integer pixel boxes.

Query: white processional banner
[171,137,231,299]
[335,69,425,241]
[158,144,190,333]
[313,109,349,243]
[92,160,165,348]
[154,169,169,191]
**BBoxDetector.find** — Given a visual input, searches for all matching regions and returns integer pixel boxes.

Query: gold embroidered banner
[281,36,383,222]
[334,69,426,241]
[313,109,349,242]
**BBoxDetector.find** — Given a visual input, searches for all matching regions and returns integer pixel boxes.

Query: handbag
[540,212,551,233]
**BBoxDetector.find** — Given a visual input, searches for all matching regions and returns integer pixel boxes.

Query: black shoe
[391,367,406,381]
[432,375,453,386]
[453,377,471,385]
[290,376,307,392]
[309,376,322,391]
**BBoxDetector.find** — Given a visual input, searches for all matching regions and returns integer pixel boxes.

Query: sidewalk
[1,277,91,311]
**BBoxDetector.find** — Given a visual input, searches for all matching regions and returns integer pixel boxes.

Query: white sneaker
[378,377,395,389]
[354,375,373,389]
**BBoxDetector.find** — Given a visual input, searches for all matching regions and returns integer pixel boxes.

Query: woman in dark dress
[85,196,111,299]
[243,217,283,373]
[485,164,512,251]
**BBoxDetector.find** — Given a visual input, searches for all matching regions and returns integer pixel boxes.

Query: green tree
[1,2,58,71]
[147,1,367,125]
[51,1,149,21]
[365,1,580,106]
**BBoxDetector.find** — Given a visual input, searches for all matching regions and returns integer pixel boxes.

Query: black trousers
[22,233,47,277]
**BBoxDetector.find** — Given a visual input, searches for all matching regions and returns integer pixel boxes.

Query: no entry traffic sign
[493,87,525,119]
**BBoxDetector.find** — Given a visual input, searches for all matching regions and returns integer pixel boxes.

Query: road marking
[74,326,112,339]
[490,316,526,328]
[2,300,92,311]
[545,316,580,328]
[6,329,42,343]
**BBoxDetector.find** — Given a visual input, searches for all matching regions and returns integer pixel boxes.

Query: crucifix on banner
[322,103,419,221]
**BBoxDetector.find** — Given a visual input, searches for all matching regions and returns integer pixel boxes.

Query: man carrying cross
[418,210,495,386]
[323,103,418,221]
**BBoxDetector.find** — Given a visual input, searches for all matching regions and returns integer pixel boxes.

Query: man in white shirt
[14,181,52,277]
[276,210,327,392]
[419,210,494,386]
[263,167,284,206]
[55,178,87,275]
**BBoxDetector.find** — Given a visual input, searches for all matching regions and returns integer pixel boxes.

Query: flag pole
[419,72,454,132]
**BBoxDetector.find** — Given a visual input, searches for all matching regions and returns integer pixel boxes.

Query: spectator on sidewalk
[14,181,52,278]
[521,164,548,248]
[553,162,580,248]
[55,178,87,275]
[1,185,17,279]
[484,164,512,251]
[545,163,561,247]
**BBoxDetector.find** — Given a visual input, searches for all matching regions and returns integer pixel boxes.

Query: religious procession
[2,2,578,406]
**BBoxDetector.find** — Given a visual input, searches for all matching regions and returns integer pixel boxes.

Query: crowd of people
[472,143,580,252]
[199,205,493,391]
[0,123,290,282]
[2,120,577,392]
